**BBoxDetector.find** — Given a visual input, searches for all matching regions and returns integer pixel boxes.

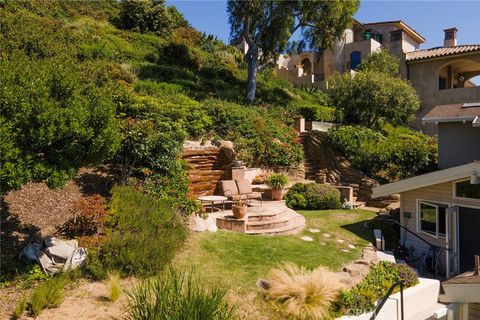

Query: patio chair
[219,179,263,206]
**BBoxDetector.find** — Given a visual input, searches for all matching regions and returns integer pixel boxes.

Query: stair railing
[369,280,405,320]
[376,217,447,279]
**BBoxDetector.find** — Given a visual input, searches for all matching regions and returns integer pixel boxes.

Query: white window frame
[452,178,480,203]
[416,200,448,239]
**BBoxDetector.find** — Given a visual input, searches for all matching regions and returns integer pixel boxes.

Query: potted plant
[266,173,289,200]
[232,196,248,219]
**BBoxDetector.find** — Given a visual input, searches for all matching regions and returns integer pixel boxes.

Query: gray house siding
[438,122,480,169]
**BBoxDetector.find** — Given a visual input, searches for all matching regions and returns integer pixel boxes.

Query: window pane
[420,203,437,234]
[438,206,446,236]
[456,180,480,199]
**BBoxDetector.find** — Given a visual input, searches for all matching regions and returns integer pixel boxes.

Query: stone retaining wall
[305,131,395,207]
[182,141,234,197]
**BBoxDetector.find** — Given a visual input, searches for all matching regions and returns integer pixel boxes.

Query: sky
[166,0,480,50]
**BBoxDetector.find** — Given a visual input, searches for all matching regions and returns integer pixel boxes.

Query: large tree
[227,0,359,103]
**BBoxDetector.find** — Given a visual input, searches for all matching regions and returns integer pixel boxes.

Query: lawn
[174,209,376,318]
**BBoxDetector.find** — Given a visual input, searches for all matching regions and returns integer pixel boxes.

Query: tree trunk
[245,47,259,103]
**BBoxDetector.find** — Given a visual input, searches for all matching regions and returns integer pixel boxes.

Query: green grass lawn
[174,209,376,293]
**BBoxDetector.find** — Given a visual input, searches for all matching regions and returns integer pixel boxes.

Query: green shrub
[265,173,289,189]
[127,268,237,320]
[29,275,68,317]
[285,183,342,210]
[331,262,419,316]
[288,101,336,122]
[99,186,187,277]
[328,125,437,182]
[13,294,28,319]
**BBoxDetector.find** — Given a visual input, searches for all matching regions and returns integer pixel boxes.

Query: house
[276,20,480,134]
[372,104,480,318]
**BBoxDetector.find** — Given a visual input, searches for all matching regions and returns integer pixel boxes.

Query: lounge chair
[219,179,263,206]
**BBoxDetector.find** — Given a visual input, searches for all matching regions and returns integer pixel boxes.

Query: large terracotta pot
[271,188,284,201]
[232,205,247,219]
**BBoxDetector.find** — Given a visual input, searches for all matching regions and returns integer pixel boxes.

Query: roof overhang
[372,162,480,198]
[364,21,426,44]
[422,116,478,124]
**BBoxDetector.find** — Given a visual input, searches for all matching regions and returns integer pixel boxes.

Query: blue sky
[166,0,480,50]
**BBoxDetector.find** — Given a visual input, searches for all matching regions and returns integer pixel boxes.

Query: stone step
[246,211,299,231]
[247,208,288,222]
[245,213,305,235]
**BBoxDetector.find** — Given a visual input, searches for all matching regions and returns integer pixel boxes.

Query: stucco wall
[407,53,480,134]
[438,122,480,169]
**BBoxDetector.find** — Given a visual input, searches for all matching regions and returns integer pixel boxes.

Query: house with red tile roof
[275,20,480,134]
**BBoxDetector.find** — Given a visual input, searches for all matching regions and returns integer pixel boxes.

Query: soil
[0,166,117,318]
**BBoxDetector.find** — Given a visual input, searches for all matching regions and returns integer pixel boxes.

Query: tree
[330,71,420,128]
[357,49,400,76]
[227,0,359,103]
[117,0,172,35]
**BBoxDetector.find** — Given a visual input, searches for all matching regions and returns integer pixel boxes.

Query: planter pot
[232,205,247,219]
[232,160,244,167]
[271,188,284,200]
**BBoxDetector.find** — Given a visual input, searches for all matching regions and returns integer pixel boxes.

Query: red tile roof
[406,45,480,62]
[423,103,480,122]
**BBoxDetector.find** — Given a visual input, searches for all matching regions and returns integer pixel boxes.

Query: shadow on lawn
[340,217,376,245]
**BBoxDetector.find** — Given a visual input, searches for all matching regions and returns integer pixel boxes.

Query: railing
[376,217,447,279]
[369,280,405,320]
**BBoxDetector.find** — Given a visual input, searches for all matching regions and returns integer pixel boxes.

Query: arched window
[301,58,311,75]
[350,51,361,70]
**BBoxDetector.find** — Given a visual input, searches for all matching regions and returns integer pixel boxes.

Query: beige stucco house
[276,20,480,134]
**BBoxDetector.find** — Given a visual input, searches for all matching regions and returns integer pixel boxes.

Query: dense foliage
[127,268,237,320]
[330,71,420,129]
[356,49,400,76]
[332,262,418,316]
[285,183,342,210]
[328,125,437,182]
[0,1,316,194]
[88,186,187,278]
[265,173,289,189]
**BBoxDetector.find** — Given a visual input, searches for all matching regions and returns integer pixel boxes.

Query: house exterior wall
[400,180,480,274]
[438,122,480,169]
[407,53,480,134]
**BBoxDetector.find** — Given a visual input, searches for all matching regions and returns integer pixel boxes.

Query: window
[439,77,447,90]
[455,180,480,199]
[390,30,403,42]
[419,202,446,237]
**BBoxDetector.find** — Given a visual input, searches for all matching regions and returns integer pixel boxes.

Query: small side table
[198,195,228,214]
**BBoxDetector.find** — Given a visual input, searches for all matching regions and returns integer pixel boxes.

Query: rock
[301,236,314,242]
[354,260,371,266]
[344,264,371,277]
[348,244,356,249]
[336,239,345,244]
[256,279,270,290]
[322,233,331,238]
[335,272,354,289]
[309,228,320,233]
[320,242,327,245]
[341,249,350,253]
[219,140,234,149]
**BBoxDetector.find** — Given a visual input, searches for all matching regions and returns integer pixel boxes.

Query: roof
[363,20,426,43]
[422,103,480,124]
[372,161,480,198]
[406,45,480,62]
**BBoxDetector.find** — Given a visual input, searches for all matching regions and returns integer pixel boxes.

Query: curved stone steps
[246,210,300,231]
[245,210,305,235]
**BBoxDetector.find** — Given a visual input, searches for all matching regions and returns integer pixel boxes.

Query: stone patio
[214,201,305,235]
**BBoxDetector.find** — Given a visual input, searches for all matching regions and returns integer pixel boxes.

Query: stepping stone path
[322,233,331,238]
[301,236,314,242]
[309,228,320,233]
[336,239,345,244]
[348,244,356,249]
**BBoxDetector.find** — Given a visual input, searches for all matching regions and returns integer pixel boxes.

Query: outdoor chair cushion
[236,179,252,194]
[220,180,239,197]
